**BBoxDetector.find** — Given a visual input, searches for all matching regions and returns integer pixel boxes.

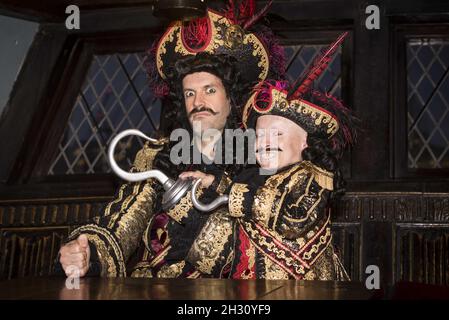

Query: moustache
[189,107,219,117]
[256,147,283,153]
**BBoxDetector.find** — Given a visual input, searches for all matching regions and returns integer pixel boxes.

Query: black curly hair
[154,52,253,178]
[166,52,250,129]
[301,135,346,200]
[301,89,359,200]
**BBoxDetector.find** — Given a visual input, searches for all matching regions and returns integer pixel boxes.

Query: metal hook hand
[108,129,193,211]
[108,129,174,190]
[110,130,229,212]
[191,179,229,212]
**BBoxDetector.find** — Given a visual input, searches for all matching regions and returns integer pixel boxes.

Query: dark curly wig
[154,52,253,178]
[301,135,346,200]
[166,52,250,129]
[301,89,359,200]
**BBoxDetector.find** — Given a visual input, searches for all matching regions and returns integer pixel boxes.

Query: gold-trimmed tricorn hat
[156,9,269,84]
[145,1,286,98]
[243,84,340,138]
[242,32,353,143]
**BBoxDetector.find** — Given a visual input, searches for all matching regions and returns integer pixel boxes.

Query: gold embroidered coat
[185,161,350,280]
[63,142,347,280]
[63,141,233,278]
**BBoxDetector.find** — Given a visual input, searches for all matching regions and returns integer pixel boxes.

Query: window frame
[391,23,449,178]
[8,28,163,187]
[4,25,354,199]
[275,28,354,179]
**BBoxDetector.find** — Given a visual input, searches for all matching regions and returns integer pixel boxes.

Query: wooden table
[0,277,375,300]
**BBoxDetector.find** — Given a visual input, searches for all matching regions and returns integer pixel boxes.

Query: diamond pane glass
[49,52,161,175]
[284,44,342,98]
[407,38,449,169]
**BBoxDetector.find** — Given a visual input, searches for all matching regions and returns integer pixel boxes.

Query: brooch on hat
[145,0,287,98]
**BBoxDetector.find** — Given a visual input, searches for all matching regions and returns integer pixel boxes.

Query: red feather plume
[243,0,273,29]
[289,31,348,100]
[225,0,258,25]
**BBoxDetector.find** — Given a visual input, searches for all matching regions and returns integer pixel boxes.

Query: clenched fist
[59,234,90,277]
[178,171,215,188]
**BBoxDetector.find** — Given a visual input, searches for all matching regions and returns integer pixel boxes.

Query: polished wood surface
[0,277,375,300]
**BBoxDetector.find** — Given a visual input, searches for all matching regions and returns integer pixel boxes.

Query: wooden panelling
[0,198,107,280]
[0,193,448,286]
[0,227,68,280]
[395,225,449,285]
[331,223,361,282]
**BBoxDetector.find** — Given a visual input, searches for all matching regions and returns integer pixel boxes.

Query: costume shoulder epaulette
[300,161,334,191]
[133,137,169,172]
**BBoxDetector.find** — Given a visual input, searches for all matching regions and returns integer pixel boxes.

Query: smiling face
[255,115,308,171]
[182,71,231,136]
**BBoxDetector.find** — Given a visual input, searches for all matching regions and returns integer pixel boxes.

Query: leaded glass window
[49,53,161,175]
[407,38,449,169]
[284,44,341,98]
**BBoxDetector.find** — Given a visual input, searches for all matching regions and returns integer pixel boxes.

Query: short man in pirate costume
[185,33,357,280]
[56,2,286,278]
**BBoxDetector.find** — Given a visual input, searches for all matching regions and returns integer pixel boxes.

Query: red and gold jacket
[186,161,349,280]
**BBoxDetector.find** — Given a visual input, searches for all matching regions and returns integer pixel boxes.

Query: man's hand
[179,171,215,188]
[59,234,91,278]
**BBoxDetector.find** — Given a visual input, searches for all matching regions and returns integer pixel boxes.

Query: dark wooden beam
[0,25,69,184]
[0,0,157,22]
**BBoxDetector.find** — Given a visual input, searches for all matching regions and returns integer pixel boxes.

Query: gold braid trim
[216,173,232,195]
[272,167,310,228]
[120,183,142,212]
[284,161,332,223]
[292,99,339,137]
[299,215,332,264]
[302,161,334,191]
[187,209,233,274]
[104,138,164,217]
[252,186,277,225]
[143,214,156,253]
[240,243,256,279]
[133,140,167,172]
[85,235,117,277]
[167,187,203,223]
[148,245,171,268]
[284,188,325,223]
[130,261,154,278]
[110,181,158,261]
[229,183,249,217]
[70,224,126,277]
[252,164,302,226]
[157,261,186,278]
[110,140,163,258]
[158,10,269,83]
[264,256,289,280]
[106,183,137,229]
[306,229,332,264]
[243,34,269,81]
[219,249,235,278]
[156,25,177,79]
[270,187,288,231]
[240,217,332,279]
[129,245,173,278]
[239,220,307,277]
[313,171,334,191]
[104,183,127,217]
[187,271,201,279]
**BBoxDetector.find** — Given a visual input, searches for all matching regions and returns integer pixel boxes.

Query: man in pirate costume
[56,1,286,278]
[183,33,357,280]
